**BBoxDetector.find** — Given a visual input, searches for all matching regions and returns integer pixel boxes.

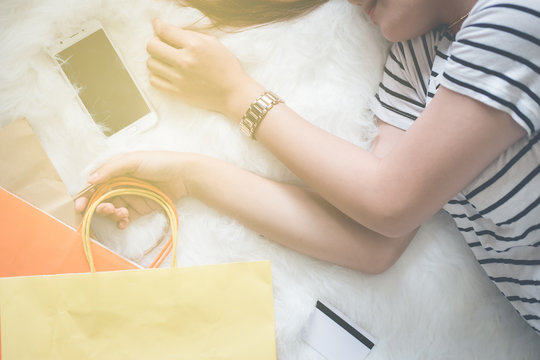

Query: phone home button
[128,125,138,134]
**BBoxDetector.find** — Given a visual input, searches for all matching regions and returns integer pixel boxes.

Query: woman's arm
[81,151,415,274]
[184,154,416,274]
[76,116,414,273]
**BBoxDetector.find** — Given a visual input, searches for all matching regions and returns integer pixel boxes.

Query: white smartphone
[49,20,157,137]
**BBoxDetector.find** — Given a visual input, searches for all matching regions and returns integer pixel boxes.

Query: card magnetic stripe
[315,301,374,349]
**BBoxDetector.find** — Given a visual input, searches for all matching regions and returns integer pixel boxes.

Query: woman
[76,0,540,333]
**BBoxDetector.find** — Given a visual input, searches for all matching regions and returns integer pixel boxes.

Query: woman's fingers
[76,195,131,229]
[146,37,180,66]
[77,152,185,229]
[82,195,155,231]
[146,18,256,117]
[147,57,177,81]
[147,57,184,94]
[152,18,195,49]
[96,203,128,219]
[74,186,96,212]
[149,75,180,94]
[95,202,130,230]
[118,195,156,218]
[104,195,160,218]
[74,196,89,212]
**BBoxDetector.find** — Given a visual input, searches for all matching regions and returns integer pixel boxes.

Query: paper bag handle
[78,177,179,272]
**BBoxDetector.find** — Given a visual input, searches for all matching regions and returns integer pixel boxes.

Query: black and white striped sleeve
[370,30,438,130]
[440,0,540,136]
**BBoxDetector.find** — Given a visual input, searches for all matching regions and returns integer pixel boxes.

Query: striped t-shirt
[370,0,540,334]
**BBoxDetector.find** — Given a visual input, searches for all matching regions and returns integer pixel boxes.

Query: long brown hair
[178,0,329,29]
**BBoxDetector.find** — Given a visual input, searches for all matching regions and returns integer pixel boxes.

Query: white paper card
[302,300,375,360]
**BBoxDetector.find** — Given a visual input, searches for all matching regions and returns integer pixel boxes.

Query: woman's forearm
[255,105,388,229]
[181,154,415,273]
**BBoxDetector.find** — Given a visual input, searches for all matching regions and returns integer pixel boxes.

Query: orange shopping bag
[0,187,139,277]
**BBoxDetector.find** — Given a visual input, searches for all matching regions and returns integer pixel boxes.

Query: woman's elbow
[355,259,394,275]
[364,198,420,239]
[349,249,398,275]
[363,244,403,274]
[350,232,415,275]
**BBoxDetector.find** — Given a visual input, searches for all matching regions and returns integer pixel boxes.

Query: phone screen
[56,29,151,136]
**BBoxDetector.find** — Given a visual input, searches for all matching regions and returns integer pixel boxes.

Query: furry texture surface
[1,0,539,358]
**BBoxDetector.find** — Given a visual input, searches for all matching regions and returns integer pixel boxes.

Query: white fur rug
[1,0,539,358]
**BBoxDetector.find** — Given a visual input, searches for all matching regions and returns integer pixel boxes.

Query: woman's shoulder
[456,0,540,62]
[466,0,540,29]
[442,0,540,135]
[472,0,540,11]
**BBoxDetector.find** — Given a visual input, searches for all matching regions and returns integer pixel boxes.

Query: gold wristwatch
[239,91,283,139]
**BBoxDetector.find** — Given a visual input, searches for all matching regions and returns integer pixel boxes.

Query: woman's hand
[74,151,190,229]
[146,19,264,120]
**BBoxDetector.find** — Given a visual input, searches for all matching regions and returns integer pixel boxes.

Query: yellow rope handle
[78,177,179,273]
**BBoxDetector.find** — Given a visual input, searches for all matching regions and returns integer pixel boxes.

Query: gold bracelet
[239,91,283,139]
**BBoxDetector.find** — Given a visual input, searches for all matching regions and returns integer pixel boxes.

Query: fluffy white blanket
[1,0,538,358]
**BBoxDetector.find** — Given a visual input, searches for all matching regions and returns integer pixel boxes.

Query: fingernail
[118,219,128,230]
[74,198,84,212]
[116,208,129,218]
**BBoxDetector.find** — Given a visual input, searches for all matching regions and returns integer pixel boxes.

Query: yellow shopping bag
[0,178,277,360]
